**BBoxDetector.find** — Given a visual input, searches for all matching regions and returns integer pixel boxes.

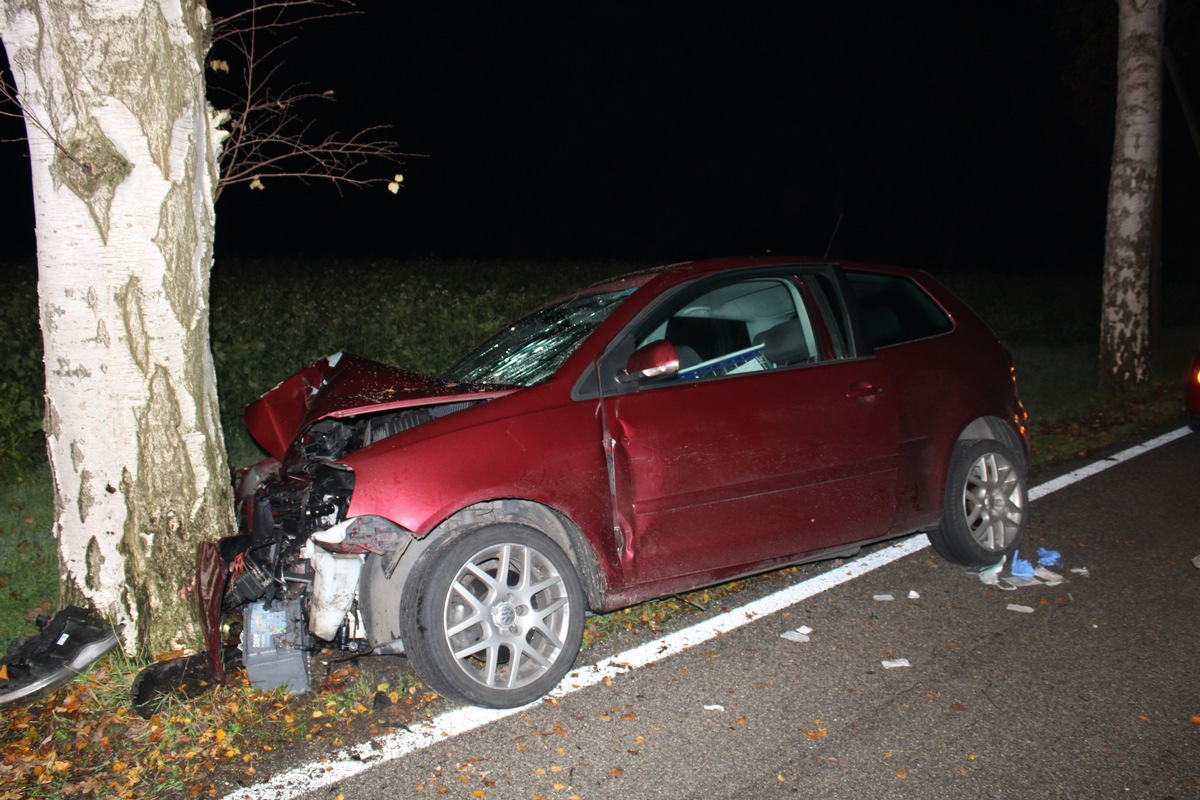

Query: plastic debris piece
[973,555,1014,589]
[1070,567,1090,577]
[881,658,911,669]
[1036,548,1062,567]
[703,704,725,712]
[908,590,920,600]
[1006,604,1035,614]
[132,651,239,719]
[1034,566,1064,585]
[780,631,811,643]
[1010,550,1035,578]
[873,594,895,602]
[797,625,813,635]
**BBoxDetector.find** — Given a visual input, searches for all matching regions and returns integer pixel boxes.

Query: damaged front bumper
[196,460,411,695]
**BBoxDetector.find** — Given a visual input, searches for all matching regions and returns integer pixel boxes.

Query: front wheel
[400,524,585,708]
[927,439,1028,567]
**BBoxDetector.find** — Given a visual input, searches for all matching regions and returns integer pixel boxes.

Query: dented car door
[600,271,900,588]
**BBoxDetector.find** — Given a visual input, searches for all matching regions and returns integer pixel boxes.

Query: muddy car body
[208,257,1030,707]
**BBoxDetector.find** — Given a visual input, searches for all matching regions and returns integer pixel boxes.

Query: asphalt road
[235,430,1200,800]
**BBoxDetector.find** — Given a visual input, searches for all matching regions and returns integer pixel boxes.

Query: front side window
[634,276,823,382]
[443,288,635,387]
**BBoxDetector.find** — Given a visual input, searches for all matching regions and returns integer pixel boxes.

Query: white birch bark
[1099,0,1164,389]
[0,0,232,655]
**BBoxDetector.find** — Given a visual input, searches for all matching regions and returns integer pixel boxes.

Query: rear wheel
[400,524,585,708]
[927,438,1028,567]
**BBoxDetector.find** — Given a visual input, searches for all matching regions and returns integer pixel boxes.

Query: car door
[599,269,899,586]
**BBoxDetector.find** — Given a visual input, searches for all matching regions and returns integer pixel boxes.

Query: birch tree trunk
[0,0,232,656]
[1099,0,1165,390]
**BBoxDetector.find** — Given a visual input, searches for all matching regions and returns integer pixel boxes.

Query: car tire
[927,438,1028,567]
[399,523,585,708]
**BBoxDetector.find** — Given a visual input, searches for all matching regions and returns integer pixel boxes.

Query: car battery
[242,596,312,693]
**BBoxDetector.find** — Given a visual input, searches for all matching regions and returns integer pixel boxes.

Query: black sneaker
[0,606,119,706]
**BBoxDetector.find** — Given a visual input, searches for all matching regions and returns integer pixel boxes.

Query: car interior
[638,277,821,379]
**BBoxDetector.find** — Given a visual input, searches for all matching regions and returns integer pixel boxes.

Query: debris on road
[780,625,813,643]
[881,658,911,669]
[973,550,1080,590]
[1006,604,1036,614]
[1037,548,1062,567]
[973,556,1011,589]
[873,594,895,601]
[1011,550,1035,578]
[1034,566,1065,585]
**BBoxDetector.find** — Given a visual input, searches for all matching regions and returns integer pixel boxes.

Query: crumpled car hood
[244,352,515,460]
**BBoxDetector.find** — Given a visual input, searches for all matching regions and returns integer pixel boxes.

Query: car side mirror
[617,339,681,383]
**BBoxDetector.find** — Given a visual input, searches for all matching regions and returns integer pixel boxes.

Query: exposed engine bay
[191,399,482,696]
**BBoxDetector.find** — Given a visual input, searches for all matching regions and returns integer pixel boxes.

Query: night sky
[2,1,1198,276]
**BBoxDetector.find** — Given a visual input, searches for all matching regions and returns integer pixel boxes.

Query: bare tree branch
[211,0,361,47]
[4,0,415,200]
[0,69,91,171]
[208,0,417,200]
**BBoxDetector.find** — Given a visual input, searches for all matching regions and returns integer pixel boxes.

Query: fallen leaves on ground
[0,656,432,799]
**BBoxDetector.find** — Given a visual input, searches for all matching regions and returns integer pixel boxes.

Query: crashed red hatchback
[211,257,1030,708]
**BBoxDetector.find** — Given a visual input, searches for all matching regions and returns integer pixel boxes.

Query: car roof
[566,256,924,299]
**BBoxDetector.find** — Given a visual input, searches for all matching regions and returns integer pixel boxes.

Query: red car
[1188,351,1200,432]
[206,257,1030,707]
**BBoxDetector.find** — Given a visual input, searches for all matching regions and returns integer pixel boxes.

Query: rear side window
[846,271,953,348]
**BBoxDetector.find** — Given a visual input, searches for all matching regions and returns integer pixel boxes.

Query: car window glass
[845,271,952,348]
[636,277,822,382]
[443,288,635,387]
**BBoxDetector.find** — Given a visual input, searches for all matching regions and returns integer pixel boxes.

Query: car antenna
[823,211,844,258]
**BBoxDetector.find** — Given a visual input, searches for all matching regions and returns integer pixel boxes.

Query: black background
[2,1,1198,277]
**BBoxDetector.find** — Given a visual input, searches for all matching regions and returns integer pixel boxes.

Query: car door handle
[846,382,884,399]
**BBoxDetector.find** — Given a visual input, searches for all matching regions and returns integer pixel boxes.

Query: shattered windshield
[443,288,636,387]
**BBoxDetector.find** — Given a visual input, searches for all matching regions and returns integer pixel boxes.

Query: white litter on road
[1007,604,1036,614]
[881,658,911,669]
[873,594,895,601]
[1034,567,1064,585]
[781,624,814,643]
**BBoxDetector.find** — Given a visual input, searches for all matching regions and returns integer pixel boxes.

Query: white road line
[1028,427,1191,500]
[222,426,1192,800]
